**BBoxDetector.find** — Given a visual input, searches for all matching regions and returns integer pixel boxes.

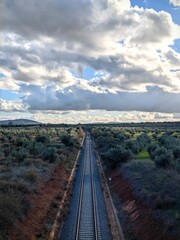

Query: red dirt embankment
[10,165,68,240]
[108,169,177,240]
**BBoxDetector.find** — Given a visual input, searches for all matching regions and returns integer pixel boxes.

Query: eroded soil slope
[108,169,178,240]
[10,164,68,240]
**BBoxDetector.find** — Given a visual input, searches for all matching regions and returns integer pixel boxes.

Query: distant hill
[0,119,41,126]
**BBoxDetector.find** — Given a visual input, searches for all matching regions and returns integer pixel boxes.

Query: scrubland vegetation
[0,127,84,239]
[92,126,180,237]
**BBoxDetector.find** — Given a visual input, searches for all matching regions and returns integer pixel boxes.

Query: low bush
[122,161,180,210]
[173,147,180,159]
[154,148,174,168]
[25,169,38,183]
[0,189,30,237]
[27,141,45,157]
[61,134,74,146]
[0,126,83,238]
[103,145,133,169]
[16,148,28,162]
[0,180,29,194]
[35,135,50,144]
[42,147,58,163]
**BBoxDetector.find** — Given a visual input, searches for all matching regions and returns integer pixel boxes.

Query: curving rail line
[75,134,101,240]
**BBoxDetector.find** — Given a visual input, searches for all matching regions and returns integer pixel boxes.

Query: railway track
[59,133,112,240]
[75,133,101,240]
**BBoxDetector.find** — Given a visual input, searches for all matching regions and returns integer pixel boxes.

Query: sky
[0,0,180,124]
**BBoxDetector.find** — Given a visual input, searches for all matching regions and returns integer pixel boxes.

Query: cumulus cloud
[0,99,26,112]
[1,0,179,52]
[20,84,180,113]
[0,0,180,122]
[169,0,180,7]
[124,9,177,46]
[0,0,92,38]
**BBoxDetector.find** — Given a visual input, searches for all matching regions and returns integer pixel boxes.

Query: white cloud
[0,99,26,112]
[169,0,180,7]
[20,85,180,113]
[0,108,179,123]
[26,110,180,124]
[126,9,179,48]
[0,0,180,122]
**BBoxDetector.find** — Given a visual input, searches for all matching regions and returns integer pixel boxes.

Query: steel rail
[89,137,99,240]
[75,137,87,240]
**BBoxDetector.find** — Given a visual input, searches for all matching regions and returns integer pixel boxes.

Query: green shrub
[16,148,28,162]
[15,137,28,147]
[27,141,45,157]
[61,134,73,146]
[173,147,180,159]
[154,149,173,168]
[0,189,30,236]
[105,145,133,169]
[126,140,140,154]
[122,160,180,209]
[147,143,157,159]
[25,169,38,183]
[35,135,49,144]
[42,147,58,162]
[0,180,29,194]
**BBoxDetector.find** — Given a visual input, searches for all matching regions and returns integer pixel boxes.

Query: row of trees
[148,139,180,170]
[92,127,180,171]
[0,129,82,164]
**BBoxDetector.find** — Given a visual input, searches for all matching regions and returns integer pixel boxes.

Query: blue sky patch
[0,89,23,101]
[72,67,104,80]
[83,67,97,80]
[171,39,180,53]
[0,73,6,78]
